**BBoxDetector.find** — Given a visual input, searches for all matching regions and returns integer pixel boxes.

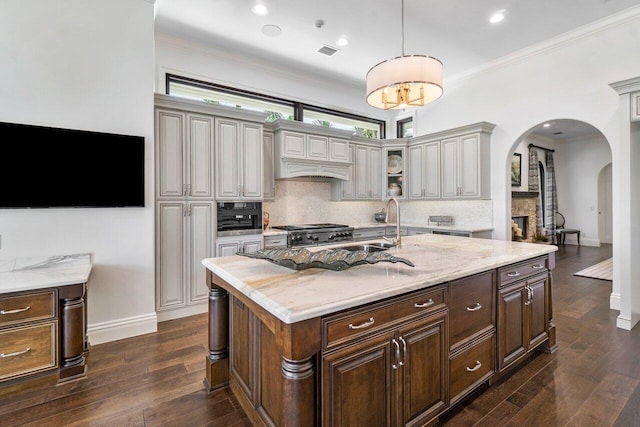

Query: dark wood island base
[205,252,557,427]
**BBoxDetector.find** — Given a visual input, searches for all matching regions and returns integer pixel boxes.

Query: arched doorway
[508,119,611,247]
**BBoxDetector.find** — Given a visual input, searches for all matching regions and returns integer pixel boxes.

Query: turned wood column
[280,356,316,427]
[58,283,87,381]
[543,253,557,353]
[205,270,230,391]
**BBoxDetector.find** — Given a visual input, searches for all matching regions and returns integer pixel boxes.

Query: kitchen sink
[339,243,393,253]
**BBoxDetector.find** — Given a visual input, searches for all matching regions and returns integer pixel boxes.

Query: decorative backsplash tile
[264,180,492,227]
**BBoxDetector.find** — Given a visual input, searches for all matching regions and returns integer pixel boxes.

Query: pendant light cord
[401,0,405,56]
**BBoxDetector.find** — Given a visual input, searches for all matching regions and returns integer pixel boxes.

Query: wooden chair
[555,212,580,246]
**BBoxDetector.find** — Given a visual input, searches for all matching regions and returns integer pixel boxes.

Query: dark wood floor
[2,243,637,426]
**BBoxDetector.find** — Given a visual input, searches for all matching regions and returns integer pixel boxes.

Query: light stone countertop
[0,253,93,294]
[202,234,555,324]
[262,223,493,237]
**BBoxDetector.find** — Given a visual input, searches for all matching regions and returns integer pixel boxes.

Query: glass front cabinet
[384,146,406,199]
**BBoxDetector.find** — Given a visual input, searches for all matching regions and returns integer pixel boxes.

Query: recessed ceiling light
[336,36,349,47]
[261,24,281,37]
[252,3,268,16]
[543,123,551,128]
[489,10,505,24]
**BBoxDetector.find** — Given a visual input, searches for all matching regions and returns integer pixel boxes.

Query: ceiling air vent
[317,45,340,56]
[553,131,564,135]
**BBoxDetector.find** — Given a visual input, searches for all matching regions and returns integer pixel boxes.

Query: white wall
[0,0,157,344]
[555,135,612,246]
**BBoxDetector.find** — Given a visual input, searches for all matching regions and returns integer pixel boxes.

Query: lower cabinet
[497,262,549,371]
[156,201,214,314]
[322,310,448,427]
[216,235,263,257]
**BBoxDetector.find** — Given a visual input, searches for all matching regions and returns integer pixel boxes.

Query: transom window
[166,74,385,138]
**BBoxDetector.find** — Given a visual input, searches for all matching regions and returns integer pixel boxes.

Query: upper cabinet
[408,141,440,199]
[215,118,263,200]
[155,110,215,199]
[410,122,494,200]
[632,92,640,122]
[263,130,275,200]
[384,145,406,199]
[354,142,382,200]
[272,120,353,180]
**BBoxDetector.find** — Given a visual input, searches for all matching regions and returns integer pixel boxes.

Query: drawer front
[264,236,287,248]
[323,285,446,351]
[450,334,495,401]
[0,321,58,381]
[0,290,57,327]
[499,257,548,286]
[449,271,495,348]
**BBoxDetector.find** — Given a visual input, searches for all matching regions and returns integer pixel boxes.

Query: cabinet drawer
[323,285,446,351]
[450,333,495,401]
[499,257,548,286]
[264,236,287,248]
[0,290,57,327]
[0,321,58,381]
[449,271,495,348]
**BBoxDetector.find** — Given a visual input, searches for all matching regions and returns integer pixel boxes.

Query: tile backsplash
[263,179,493,227]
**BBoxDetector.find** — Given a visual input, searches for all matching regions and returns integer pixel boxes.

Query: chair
[555,212,580,246]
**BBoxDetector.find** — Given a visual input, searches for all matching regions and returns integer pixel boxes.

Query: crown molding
[609,76,640,95]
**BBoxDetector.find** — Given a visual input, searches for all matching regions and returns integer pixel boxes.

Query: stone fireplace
[511,191,540,241]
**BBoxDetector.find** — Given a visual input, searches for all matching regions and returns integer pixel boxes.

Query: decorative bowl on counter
[374,209,386,222]
[236,248,414,271]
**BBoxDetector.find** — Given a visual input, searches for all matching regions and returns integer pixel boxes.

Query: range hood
[271,120,354,180]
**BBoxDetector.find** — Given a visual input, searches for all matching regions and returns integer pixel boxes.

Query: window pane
[303,109,381,138]
[168,81,294,121]
[397,118,414,138]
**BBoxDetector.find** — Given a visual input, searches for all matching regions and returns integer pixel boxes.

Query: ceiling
[154,0,638,139]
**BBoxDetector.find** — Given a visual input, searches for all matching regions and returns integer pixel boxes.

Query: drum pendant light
[366,0,443,110]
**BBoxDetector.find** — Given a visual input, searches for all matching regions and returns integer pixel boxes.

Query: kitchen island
[202,235,557,426]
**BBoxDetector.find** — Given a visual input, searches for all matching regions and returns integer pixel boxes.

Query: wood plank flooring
[2,243,637,426]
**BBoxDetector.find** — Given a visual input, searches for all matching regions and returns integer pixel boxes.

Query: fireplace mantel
[512,191,539,199]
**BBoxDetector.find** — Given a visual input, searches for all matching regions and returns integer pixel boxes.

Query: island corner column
[205,269,230,391]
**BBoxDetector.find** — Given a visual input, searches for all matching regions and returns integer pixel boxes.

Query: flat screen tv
[0,121,145,208]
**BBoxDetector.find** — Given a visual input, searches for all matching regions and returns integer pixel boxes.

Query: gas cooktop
[271,223,349,231]
[271,224,353,246]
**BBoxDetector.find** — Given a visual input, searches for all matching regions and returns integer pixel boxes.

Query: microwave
[216,202,262,236]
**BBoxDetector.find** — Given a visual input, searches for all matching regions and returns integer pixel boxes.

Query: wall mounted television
[0,121,145,208]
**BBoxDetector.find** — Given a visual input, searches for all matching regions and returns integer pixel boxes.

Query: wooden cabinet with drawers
[448,271,496,404]
[0,283,87,386]
[497,256,552,372]
[321,285,448,427]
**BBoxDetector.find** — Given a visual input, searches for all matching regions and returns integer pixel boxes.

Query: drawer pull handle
[506,271,520,277]
[414,299,434,308]
[466,361,482,372]
[1,348,31,358]
[466,303,482,312]
[348,317,375,330]
[532,264,544,269]
[0,306,31,315]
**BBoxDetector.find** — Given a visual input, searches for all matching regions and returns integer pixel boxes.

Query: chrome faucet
[384,197,402,248]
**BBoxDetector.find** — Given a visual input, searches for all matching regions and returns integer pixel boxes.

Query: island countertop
[202,234,556,325]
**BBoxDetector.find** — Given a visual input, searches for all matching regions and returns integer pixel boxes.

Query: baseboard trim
[87,312,158,345]
[157,302,208,322]
[610,292,621,311]
[616,313,640,331]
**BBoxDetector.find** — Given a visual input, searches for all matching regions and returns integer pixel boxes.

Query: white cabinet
[263,131,275,200]
[352,227,386,241]
[632,92,640,122]
[355,144,382,200]
[331,145,356,200]
[408,142,440,199]
[264,234,287,248]
[155,110,215,199]
[273,121,353,180]
[441,133,489,199]
[156,201,214,316]
[216,118,263,200]
[384,147,406,199]
[216,235,263,257]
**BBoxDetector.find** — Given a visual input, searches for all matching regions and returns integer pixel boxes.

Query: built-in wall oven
[216,202,262,236]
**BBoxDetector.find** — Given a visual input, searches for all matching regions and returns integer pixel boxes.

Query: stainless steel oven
[216,202,262,236]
